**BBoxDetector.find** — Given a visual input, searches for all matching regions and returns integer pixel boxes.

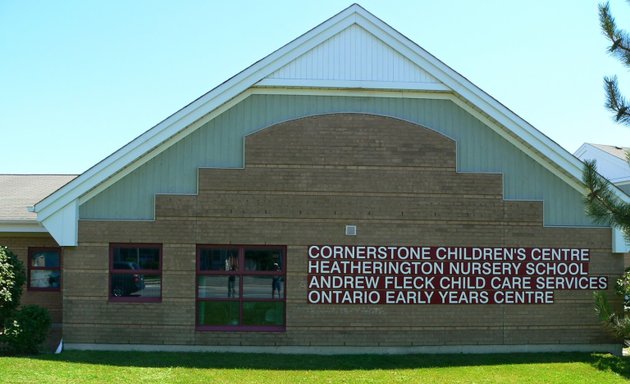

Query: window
[197,245,285,331]
[109,244,161,302]
[28,247,61,290]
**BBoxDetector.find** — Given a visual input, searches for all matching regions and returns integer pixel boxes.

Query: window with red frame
[28,247,61,290]
[109,244,161,302]
[196,245,285,331]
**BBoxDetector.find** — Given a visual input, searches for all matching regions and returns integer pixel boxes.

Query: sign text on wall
[307,245,608,304]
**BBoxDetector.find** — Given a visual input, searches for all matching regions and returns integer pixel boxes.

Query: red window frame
[196,244,286,332]
[27,247,62,291]
[109,243,162,303]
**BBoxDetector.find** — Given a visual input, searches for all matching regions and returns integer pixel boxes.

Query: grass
[0,351,628,383]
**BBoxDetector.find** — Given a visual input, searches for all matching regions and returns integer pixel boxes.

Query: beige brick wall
[67,114,622,347]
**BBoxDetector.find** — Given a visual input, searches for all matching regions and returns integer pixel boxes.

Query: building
[575,143,630,195]
[0,174,76,349]
[2,4,629,354]
[575,143,630,268]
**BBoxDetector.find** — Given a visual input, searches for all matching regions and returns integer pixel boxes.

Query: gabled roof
[32,4,630,250]
[575,143,630,185]
[590,143,629,162]
[0,174,76,232]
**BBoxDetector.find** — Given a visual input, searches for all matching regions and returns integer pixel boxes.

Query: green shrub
[0,246,25,323]
[3,305,51,354]
[0,246,52,355]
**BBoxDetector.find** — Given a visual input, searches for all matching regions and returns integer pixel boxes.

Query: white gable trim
[33,4,630,248]
[256,78,449,91]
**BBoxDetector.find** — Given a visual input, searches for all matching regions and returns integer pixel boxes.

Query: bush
[0,246,25,323]
[0,246,52,355]
[3,305,51,354]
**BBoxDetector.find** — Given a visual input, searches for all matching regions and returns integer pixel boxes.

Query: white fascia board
[0,221,48,233]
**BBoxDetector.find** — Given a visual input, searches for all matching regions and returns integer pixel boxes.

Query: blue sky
[1,0,629,174]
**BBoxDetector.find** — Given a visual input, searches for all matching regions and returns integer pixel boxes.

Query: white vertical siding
[267,25,441,84]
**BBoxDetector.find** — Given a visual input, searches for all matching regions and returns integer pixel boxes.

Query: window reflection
[110,244,162,301]
[28,248,61,290]
[244,249,282,271]
[198,275,240,298]
[196,246,286,330]
[243,276,284,299]
[199,248,239,271]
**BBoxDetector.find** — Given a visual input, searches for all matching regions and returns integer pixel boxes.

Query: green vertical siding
[79,94,598,227]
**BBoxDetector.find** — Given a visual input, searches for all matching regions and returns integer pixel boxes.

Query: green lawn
[0,351,628,383]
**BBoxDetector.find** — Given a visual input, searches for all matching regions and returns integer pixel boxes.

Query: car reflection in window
[111,262,145,297]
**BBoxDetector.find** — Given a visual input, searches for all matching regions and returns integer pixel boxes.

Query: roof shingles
[0,175,76,221]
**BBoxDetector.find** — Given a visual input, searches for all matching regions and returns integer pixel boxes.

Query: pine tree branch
[604,76,630,125]
[600,3,630,126]
[583,160,630,239]
[594,291,630,340]
[600,2,630,62]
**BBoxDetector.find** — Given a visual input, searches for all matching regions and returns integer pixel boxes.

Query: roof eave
[0,220,48,233]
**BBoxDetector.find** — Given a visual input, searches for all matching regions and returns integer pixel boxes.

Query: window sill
[108,297,162,303]
[196,325,285,332]
[27,287,61,292]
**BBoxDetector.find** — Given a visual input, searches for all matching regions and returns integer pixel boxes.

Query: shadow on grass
[20,351,630,379]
